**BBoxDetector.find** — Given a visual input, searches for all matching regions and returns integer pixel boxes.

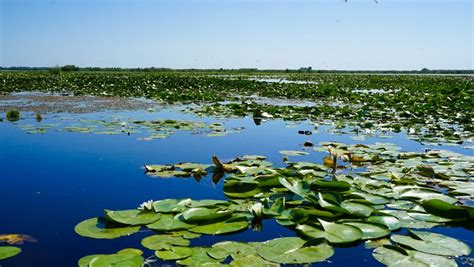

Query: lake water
[0,101,473,266]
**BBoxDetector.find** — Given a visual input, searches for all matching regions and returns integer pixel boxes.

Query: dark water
[0,107,473,266]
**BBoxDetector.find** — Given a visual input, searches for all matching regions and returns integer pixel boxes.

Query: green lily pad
[230,254,279,266]
[207,241,257,260]
[422,199,469,219]
[105,209,160,225]
[155,246,192,260]
[190,216,249,235]
[257,237,334,264]
[89,253,144,267]
[373,246,457,267]
[176,247,223,265]
[78,254,105,267]
[390,230,471,256]
[180,207,233,222]
[141,235,190,250]
[367,216,401,230]
[224,180,261,198]
[0,246,21,260]
[153,199,191,213]
[74,217,140,239]
[147,214,196,231]
[343,222,390,240]
[279,150,309,156]
[296,220,362,244]
[116,248,143,256]
[340,201,374,217]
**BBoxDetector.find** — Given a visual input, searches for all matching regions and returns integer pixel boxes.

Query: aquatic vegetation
[0,234,37,245]
[6,110,20,122]
[0,246,21,260]
[74,142,473,266]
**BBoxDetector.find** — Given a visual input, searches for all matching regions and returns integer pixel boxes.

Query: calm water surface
[0,106,473,266]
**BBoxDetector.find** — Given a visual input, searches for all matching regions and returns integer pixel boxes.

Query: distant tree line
[0,65,472,74]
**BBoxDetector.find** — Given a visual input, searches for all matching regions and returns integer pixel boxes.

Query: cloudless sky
[1,0,472,70]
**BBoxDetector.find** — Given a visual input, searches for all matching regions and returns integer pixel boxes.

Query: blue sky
[1,0,472,69]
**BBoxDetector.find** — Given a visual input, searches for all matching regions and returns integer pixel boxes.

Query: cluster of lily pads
[74,142,473,266]
[9,116,242,140]
[1,72,472,148]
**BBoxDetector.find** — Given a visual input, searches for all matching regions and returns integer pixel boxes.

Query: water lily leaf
[382,210,439,229]
[296,220,362,244]
[141,235,190,250]
[367,216,401,230]
[279,177,310,197]
[187,199,230,208]
[74,217,140,239]
[0,234,37,245]
[373,246,456,267]
[406,212,454,223]
[189,216,249,235]
[174,162,212,171]
[177,247,223,265]
[279,150,309,156]
[340,201,374,217]
[343,222,390,240]
[89,253,144,267]
[230,254,279,266]
[310,180,350,192]
[421,199,469,219]
[116,248,143,256]
[0,246,21,260]
[153,198,191,213]
[399,188,458,204]
[224,180,261,198]
[167,231,201,239]
[155,246,192,260]
[104,209,160,225]
[391,230,471,256]
[180,207,233,222]
[256,237,334,264]
[147,214,196,231]
[207,241,257,260]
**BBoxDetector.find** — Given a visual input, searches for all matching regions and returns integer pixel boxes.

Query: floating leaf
[181,207,233,222]
[155,246,192,260]
[189,216,249,235]
[141,235,190,250]
[176,247,222,265]
[0,246,21,260]
[257,237,334,264]
[89,253,144,267]
[390,230,471,256]
[74,217,140,239]
[340,201,374,217]
[230,254,279,266]
[207,241,257,260]
[105,209,160,225]
[367,216,401,230]
[224,180,261,198]
[422,199,469,219]
[373,246,456,267]
[147,214,196,231]
[279,150,309,156]
[296,220,362,244]
[343,222,390,240]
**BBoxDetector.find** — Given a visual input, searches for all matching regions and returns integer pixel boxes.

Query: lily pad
[373,246,456,267]
[89,253,144,267]
[230,254,279,266]
[296,220,362,244]
[181,207,233,222]
[141,235,190,250]
[390,230,471,256]
[256,237,334,264]
[190,216,249,235]
[105,209,160,225]
[155,246,192,260]
[343,222,390,240]
[0,246,21,260]
[279,150,309,156]
[74,217,140,239]
[207,241,257,260]
[147,214,196,231]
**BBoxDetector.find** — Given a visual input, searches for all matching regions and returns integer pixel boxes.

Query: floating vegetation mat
[74,142,473,266]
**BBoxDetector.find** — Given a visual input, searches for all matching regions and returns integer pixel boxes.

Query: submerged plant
[6,110,20,122]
